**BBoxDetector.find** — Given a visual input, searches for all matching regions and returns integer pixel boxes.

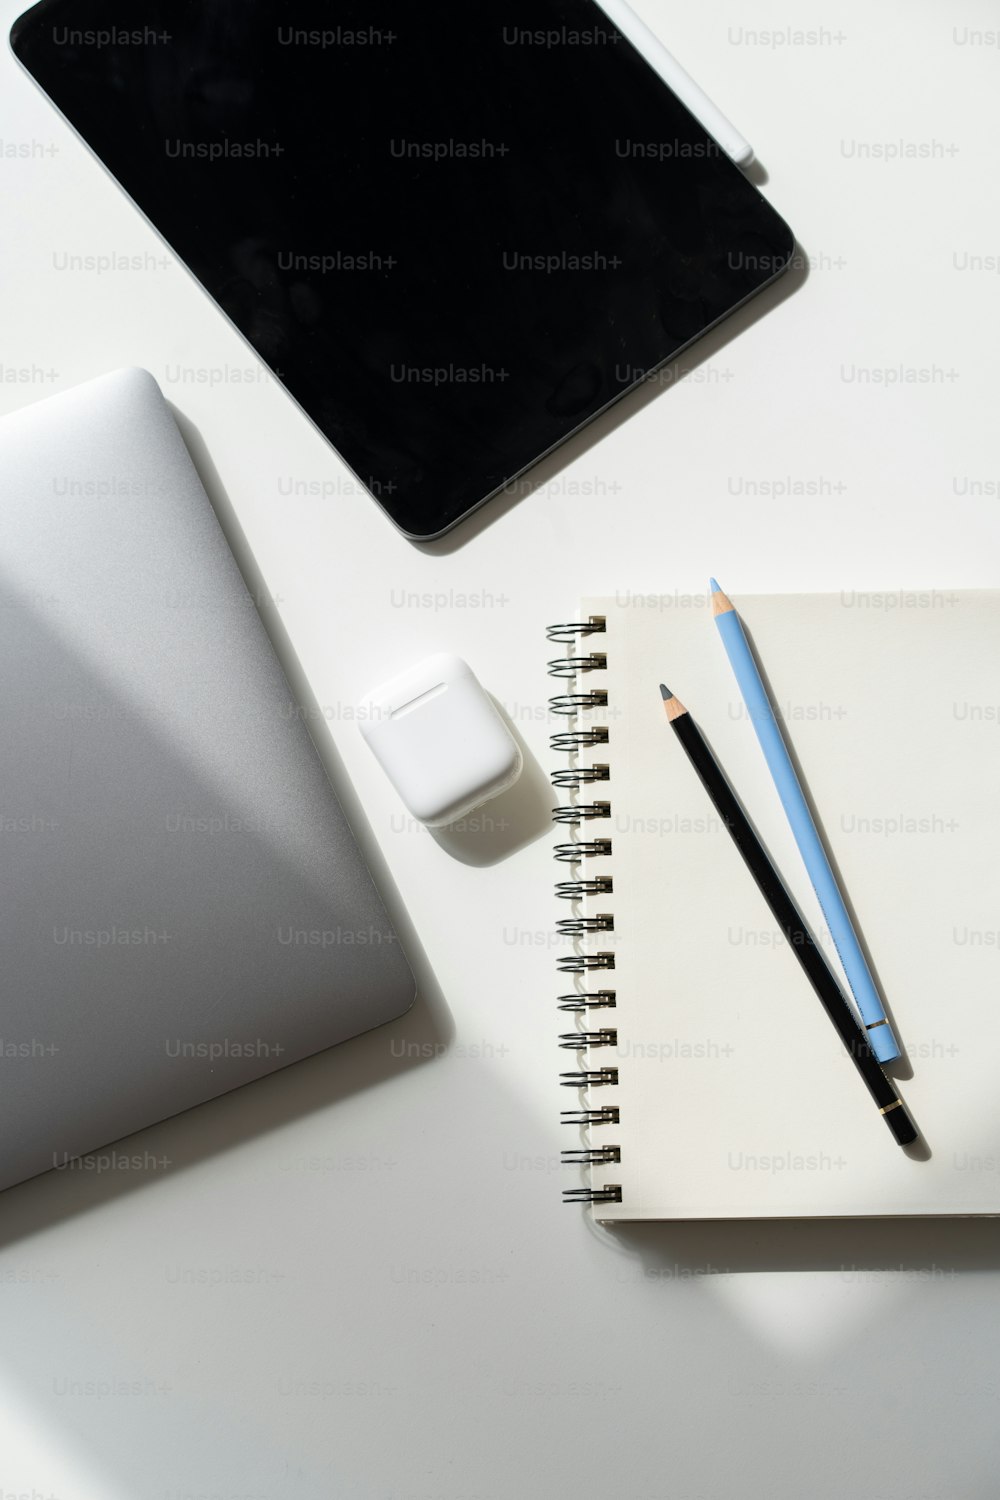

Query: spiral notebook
[548,590,1000,1221]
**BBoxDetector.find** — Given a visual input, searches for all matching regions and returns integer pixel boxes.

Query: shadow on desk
[0,988,453,1251]
[590,1213,1000,1277]
[431,704,553,866]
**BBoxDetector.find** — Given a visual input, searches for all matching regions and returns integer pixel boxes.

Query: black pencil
[659,684,917,1147]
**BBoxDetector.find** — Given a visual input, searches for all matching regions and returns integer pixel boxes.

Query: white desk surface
[2,1,999,1496]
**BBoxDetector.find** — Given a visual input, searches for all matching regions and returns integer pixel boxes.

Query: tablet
[11,1,795,539]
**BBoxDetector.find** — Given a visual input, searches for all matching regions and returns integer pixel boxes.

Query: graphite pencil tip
[660,685,687,719]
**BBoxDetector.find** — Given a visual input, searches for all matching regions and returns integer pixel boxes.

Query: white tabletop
[2,1,999,1496]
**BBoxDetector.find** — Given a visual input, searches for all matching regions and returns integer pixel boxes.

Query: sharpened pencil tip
[660,685,687,720]
[709,577,721,593]
[710,580,735,617]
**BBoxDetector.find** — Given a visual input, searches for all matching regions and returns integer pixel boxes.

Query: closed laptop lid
[0,367,414,1192]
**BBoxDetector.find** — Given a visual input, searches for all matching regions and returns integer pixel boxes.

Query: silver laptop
[0,367,415,1192]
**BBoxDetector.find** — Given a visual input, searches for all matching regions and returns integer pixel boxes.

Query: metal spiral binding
[556,913,614,936]
[558,1029,618,1050]
[553,839,612,863]
[562,1185,623,1203]
[555,877,613,899]
[547,652,607,678]
[549,690,608,716]
[560,1067,619,1087]
[550,727,609,752]
[548,617,620,1207]
[556,951,615,973]
[560,1105,619,1126]
[546,616,606,643]
[550,764,610,788]
[551,802,610,824]
[556,989,616,1012]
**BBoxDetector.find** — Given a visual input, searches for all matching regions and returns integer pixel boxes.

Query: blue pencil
[709,579,901,1063]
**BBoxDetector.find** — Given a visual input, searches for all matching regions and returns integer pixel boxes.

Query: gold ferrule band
[879,1099,903,1115]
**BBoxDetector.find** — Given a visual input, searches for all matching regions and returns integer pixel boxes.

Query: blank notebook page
[563,590,1000,1220]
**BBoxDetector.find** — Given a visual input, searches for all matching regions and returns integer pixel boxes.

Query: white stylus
[593,0,755,168]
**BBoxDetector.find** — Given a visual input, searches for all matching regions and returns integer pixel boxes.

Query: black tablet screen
[12,1,794,537]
